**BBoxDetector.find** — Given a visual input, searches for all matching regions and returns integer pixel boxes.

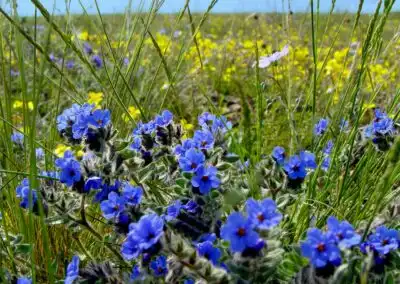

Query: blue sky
[2,0,400,16]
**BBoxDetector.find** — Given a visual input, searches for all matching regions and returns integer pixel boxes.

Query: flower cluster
[57,103,110,141]
[365,109,397,151]
[301,216,361,269]
[221,198,282,254]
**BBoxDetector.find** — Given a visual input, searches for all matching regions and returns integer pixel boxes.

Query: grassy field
[0,0,400,283]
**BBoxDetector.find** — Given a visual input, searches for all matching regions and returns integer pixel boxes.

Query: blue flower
[246,198,282,230]
[326,216,361,248]
[17,277,32,284]
[210,116,232,134]
[197,233,217,244]
[196,241,221,265]
[300,228,341,268]
[130,265,144,281]
[193,130,214,150]
[16,178,37,209]
[91,54,103,68]
[84,176,102,192]
[130,136,142,152]
[94,180,120,203]
[283,155,307,180]
[323,140,334,155]
[88,109,111,128]
[11,131,24,145]
[121,183,143,206]
[83,42,93,54]
[174,139,194,156]
[100,192,126,219]
[121,235,141,260]
[321,157,331,172]
[198,112,215,127]
[133,121,155,136]
[191,165,220,194]
[272,146,285,165]
[373,116,394,136]
[155,110,173,127]
[179,148,205,172]
[366,226,399,255]
[184,279,195,284]
[165,200,182,221]
[150,255,168,277]
[183,200,198,213]
[129,213,164,250]
[55,151,81,187]
[300,151,317,169]
[64,255,80,284]
[221,212,259,253]
[314,118,329,136]
[35,148,44,159]
[66,60,75,70]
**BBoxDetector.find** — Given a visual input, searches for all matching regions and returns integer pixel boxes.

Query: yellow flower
[76,150,85,158]
[122,106,141,122]
[180,119,194,139]
[88,91,103,108]
[180,119,194,131]
[78,31,89,41]
[54,144,71,157]
[13,100,34,111]
[363,103,376,110]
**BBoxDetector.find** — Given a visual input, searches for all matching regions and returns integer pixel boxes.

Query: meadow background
[0,0,400,283]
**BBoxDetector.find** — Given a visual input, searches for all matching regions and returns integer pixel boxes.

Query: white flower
[253,45,289,69]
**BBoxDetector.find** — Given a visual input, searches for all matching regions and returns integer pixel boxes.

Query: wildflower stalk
[66,208,126,263]
[163,229,230,283]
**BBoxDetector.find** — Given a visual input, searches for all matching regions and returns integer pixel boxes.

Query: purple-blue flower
[121,183,143,206]
[326,216,361,248]
[300,228,341,268]
[121,235,141,260]
[91,54,103,68]
[321,156,331,172]
[272,146,285,165]
[100,192,126,219]
[246,198,282,230]
[191,165,220,194]
[193,130,215,150]
[283,155,307,180]
[83,42,93,54]
[130,136,142,152]
[221,212,259,253]
[84,176,102,192]
[314,118,329,136]
[35,148,44,159]
[196,241,221,265]
[300,151,317,169]
[17,278,32,284]
[174,139,194,156]
[366,226,399,255]
[128,213,164,250]
[11,131,24,145]
[64,255,80,284]
[150,255,168,277]
[155,110,173,127]
[323,140,334,155]
[179,148,205,172]
[16,179,37,209]
[88,109,111,128]
[166,200,182,221]
[55,151,81,187]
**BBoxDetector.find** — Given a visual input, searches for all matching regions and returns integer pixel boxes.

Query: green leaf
[15,243,32,255]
